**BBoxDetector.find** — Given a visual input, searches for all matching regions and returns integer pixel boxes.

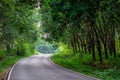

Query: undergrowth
[0,49,36,74]
[51,45,120,80]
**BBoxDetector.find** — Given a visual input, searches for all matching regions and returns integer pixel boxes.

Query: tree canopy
[0,0,39,55]
[40,0,120,63]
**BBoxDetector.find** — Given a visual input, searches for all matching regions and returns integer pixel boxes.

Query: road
[8,54,98,80]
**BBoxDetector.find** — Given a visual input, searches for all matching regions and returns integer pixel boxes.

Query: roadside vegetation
[0,50,25,73]
[51,44,120,80]
[0,47,37,74]
[36,39,55,54]
[1,0,120,80]
[0,0,39,74]
[40,0,120,80]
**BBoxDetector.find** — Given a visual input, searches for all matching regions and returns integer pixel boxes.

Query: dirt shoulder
[0,68,11,80]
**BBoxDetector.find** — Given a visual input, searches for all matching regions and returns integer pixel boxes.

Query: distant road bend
[8,54,98,80]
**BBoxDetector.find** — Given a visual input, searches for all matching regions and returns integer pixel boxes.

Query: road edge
[5,67,12,80]
[7,54,42,80]
[48,56,100,80]
[7,54,40,80]
[7,57,28,80]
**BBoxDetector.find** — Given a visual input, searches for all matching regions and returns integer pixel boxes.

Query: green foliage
[58,43,73,54]
[94,68,120,80]
[0,0,39,73]
[16,43,35,56]
[0,51,27,73]
[81,54,93,63]
[0,0,39,55]
[52,52,120,80]
[0,50,6,58]
[36,39,55,54]
[40,0,120,64]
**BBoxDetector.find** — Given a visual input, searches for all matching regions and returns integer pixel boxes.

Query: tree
[0,0,39,55]
[40,0,120,63]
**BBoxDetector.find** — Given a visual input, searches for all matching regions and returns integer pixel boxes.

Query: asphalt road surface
[8,54,98,80]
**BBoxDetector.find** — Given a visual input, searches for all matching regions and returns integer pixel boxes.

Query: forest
[0,0,120,80]
[40,0,120,80]
[41,0,120,63]
[0,0,39,74]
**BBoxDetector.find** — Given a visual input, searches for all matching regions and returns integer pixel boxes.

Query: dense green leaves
[0,0,39,55]
[40,0,120,63]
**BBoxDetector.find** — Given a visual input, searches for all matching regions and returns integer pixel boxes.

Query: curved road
[8,54,98,80]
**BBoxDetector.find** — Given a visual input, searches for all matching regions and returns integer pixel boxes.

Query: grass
[0,55,25,73]
[0,49,36,74]
[51,53,120,80]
